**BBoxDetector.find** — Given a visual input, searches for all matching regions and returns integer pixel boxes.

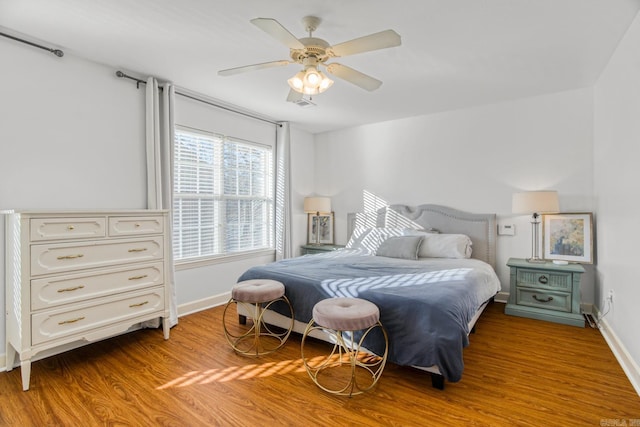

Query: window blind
[173,128,273,260]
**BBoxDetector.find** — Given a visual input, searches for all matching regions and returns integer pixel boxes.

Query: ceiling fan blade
[218,60,291,76]
[325,63,382,91]
[328,29,401,57]
[251,18,305,50]
[286,89,303,103]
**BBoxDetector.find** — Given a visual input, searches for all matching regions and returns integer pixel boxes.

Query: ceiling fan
[218,16,401,102]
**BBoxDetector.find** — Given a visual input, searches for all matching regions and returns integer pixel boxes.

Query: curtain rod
[0,31,64,57]
[115,70,281,127]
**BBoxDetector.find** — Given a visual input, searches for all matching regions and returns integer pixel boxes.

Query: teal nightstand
[505,257,585,327]
[300,244,345,255]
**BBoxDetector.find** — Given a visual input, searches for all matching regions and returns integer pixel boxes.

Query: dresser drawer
[516,288,571,312]
[30,217,106,242]
[31,237,164,276]
[516,269,572,291]
[108,216,164,237]
[31,262,164,310]
[31,287,165,345]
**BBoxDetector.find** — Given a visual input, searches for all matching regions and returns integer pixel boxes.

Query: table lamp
[512,191,559,263]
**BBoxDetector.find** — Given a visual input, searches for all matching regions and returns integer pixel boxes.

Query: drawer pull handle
[128,248,148,253]
[67,225,75,230]
[57,285,85,293]
[135,223,141,228]
[538,275,549,284]
[57,254,84,260]
[58,316,85,325]
[532,294,553,303]
[128,274,148,281]
[130,301,149,308]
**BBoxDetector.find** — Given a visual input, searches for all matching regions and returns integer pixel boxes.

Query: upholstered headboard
[347,204,497,270]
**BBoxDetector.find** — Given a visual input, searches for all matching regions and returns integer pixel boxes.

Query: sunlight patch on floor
[156,357,316,389]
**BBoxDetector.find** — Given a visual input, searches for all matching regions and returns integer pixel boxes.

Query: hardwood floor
[1,302,638,426]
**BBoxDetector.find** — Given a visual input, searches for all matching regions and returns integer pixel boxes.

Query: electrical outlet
[607,289,614,303]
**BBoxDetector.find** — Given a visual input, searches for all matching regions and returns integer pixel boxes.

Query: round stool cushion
[312,297,380,331]
[232,279,285,304]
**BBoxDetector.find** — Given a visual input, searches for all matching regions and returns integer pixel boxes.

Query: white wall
[594,12,640,392]
[314,88,595,299]
[0,41,147,210]
[290,126,316,252]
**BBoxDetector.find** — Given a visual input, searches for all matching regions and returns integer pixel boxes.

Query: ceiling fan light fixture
[288,67,333,95]
[318,72,334,92]
[302,86,319,95]
[287,70,306,92]
[304,66,321,87]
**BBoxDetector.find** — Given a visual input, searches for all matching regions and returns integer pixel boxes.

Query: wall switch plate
[498,223,515,236]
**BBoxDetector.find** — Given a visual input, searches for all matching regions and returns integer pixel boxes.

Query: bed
[237,204,500,389]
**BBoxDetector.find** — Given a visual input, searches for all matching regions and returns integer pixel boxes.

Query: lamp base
[526,257,547,264]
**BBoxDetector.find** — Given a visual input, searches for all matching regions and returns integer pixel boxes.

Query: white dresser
[5,210,171,390]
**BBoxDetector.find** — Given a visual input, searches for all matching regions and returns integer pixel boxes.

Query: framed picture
[542,213,594,264]
[307,212,334,245]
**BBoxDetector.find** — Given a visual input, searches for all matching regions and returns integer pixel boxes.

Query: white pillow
[418,234,473,259]
[346,227,406,254]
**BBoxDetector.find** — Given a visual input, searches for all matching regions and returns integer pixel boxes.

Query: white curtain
[145,77,178,327]
[275,121,293,260]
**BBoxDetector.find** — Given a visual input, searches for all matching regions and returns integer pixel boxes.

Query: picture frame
[307,212,334,245]
[542,212,594,264]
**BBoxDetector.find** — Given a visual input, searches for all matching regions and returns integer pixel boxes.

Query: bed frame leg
[430,373,445,390]
[238,314,247,325]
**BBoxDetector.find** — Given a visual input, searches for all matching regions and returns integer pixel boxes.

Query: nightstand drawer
[516,270,571,291]
[516,288,571,312]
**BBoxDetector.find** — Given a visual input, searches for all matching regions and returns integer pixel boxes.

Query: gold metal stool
[223,279,293,356]
[301,297,388,396]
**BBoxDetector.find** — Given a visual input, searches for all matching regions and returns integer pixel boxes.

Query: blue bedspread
[238,249,500,382]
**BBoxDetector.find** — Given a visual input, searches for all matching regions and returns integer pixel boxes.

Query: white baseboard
[494,291,509,303]
[177,291,231,318]
[594,307,640,397]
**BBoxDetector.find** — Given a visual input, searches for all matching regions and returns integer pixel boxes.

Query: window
[173,127,274,261]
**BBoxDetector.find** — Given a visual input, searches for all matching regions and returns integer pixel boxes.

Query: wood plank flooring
[0,302,638,426]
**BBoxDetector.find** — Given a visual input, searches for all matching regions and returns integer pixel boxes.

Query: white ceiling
[1,0,639,134]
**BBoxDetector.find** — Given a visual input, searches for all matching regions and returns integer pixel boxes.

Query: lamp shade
[287,71,305,91]
[512,191,559,214]
[304,197,331,214]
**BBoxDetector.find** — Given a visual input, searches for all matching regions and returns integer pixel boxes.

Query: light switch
[498,223,515,236]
